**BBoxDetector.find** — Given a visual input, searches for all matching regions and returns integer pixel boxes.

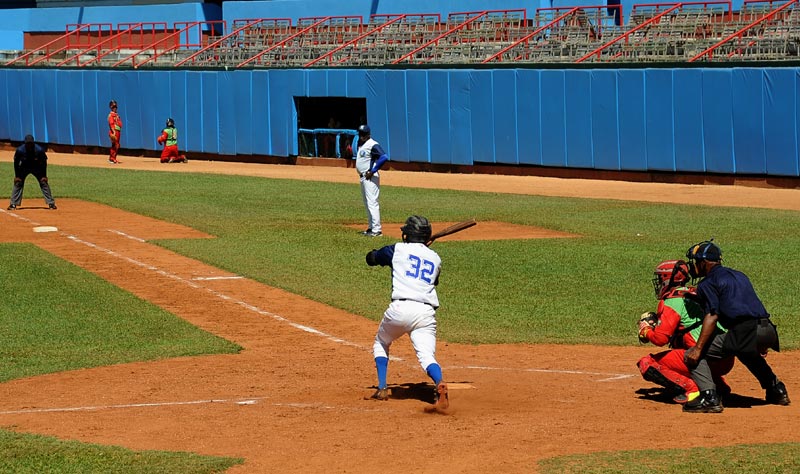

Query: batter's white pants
[373,300,438,370]
[360,173,381,233]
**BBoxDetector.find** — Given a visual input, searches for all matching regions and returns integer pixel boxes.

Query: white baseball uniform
[371,242,442,370]
[355,137,385,234]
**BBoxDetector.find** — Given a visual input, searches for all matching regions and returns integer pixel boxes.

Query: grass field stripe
[449,365,634,380]
[0,397,267,415]
[107,229,146,242]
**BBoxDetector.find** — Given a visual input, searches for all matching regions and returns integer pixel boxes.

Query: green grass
[2,162,800,471]
[0,244,241,383]
[539,443,800,474]
[26,163,800,347]
[0,430,242,473]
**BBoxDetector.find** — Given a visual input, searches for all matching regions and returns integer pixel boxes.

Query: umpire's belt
[393,299,438,310]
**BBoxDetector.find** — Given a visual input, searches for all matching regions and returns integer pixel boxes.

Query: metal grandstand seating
[305,14,441,67]
[577,1,732,62]
[690,0,800,60]
[481,5,623,63]
[110,21,225,68]
[53,22,169,67]
[390,9,529,64]
[174,18,291,67]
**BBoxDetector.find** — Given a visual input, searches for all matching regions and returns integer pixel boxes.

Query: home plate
[33,226,58,233]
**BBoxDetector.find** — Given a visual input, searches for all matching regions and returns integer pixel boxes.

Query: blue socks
[375,357,389,389]
[426,363,443,385]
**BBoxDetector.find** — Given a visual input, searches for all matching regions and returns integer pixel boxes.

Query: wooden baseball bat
[427,219,477,245]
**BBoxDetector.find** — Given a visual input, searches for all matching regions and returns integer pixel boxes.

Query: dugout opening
[295,97,366,158]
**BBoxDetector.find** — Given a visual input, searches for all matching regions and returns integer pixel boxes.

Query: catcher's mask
[401,215,432,244]
[652,259,691,299]
[166,118,175,128]
[109,100,117,109]
[685,239,722,278]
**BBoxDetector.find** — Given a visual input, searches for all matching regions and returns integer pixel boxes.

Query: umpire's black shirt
[696,264,769,329]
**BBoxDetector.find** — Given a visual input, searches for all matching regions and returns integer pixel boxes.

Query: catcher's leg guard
[638,355,698,401]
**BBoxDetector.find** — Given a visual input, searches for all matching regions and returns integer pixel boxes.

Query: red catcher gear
[652,259,691,299]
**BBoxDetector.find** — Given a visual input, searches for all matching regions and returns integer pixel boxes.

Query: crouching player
[637,260,734,404]
[157,118,188,163]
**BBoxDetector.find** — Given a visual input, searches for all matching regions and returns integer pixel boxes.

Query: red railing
[482,8,583,63]
[111,20,226,68]
[5,23,113,66]
[392,9,527,64]
[173,18,272,67]
[304,14,441,67]
[237,16,364,67]
[56,22,168,67]
[690,0,798,60]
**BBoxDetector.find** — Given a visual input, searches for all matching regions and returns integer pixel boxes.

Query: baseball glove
[638,311,658,344]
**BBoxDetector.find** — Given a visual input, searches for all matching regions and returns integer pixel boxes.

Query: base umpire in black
[7,135,57,210]
[683,240,790,413]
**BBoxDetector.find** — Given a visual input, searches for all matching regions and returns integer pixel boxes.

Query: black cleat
[49,203,57,210]
[7,204,16,210]
[683,389,723,413]
[766,381,791,406]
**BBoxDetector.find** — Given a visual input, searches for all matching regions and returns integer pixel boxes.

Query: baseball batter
[354,124,388,237]
[365,215,449,409]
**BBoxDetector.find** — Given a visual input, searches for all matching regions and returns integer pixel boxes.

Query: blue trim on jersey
[375,356,389,389]
[369,154,389,173]
[371,144,386,159]
[373,244,396,266]
[425,363,443,385]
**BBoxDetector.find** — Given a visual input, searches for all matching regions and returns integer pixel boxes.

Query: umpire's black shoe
[766,381,791,406]
[683,389,723,413]
[49,203,57,210]
[7,204,16,210]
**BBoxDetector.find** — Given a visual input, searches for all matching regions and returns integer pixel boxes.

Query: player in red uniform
[157,118,187,163]
[637,260,734,403]
[107,100,122,164]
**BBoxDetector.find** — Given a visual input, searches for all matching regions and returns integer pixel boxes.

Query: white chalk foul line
[192,276,245,281]
[0,398,387,416]
[0,397,266,415]
[448,365,634,382]
[5,213,634,381]
[107,229,146,242]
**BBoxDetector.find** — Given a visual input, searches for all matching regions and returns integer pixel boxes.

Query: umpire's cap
[24,134,34,144]
[357,124,371,136]
[686,239,722,262]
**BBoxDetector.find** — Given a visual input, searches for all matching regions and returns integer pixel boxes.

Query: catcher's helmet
[166,118,175,128]
[401,215,432,244]
[357,124,371,136]
[652,259,691,299]
[109,100,117,109]
[685,239,722,277]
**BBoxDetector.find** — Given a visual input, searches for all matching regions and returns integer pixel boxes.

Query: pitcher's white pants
[360,173,381,233]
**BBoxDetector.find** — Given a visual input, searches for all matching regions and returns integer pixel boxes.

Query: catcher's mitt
[638,311,658,344]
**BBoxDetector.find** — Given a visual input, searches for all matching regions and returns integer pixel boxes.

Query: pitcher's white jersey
[356,138,381,174]
[372,242,441,308]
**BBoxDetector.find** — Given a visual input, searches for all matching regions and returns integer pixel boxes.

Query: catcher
[636,259,734,404]
[157,118,188,163]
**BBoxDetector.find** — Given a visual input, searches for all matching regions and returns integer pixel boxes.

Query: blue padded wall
[2,67,800,178]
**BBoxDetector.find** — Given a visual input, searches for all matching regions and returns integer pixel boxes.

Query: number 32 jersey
[372,242,441,308]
